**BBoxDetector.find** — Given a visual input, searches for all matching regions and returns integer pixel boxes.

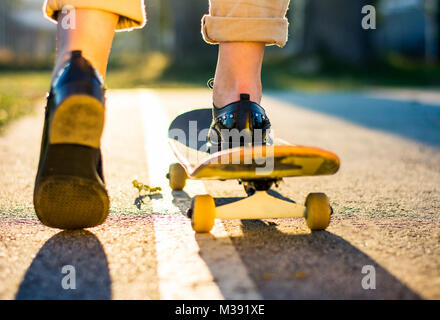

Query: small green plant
[132,179,162,197]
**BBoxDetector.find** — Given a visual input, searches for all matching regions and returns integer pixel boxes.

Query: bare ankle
[213,81,262,107]
[212,42,265,107]
[212,68,262,106]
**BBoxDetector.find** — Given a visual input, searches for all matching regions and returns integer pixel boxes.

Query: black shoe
[208,93,272,152]
[33,50,109,229]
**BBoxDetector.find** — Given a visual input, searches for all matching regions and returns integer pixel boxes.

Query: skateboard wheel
[191,195,215,233]
[304,193,331,231]
[168,163,187,191]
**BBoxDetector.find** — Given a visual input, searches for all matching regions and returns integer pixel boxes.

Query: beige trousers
[43,0,290,47]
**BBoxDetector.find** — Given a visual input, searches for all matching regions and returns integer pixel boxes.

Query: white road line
[139,90,261,300]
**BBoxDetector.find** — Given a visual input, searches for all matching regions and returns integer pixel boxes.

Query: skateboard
[167,108,340,233]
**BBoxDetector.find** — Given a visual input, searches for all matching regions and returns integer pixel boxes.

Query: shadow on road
[173,190,420,299]
[270,91,440,148]
[134,193,163,210]
[177,190,421,299]
[225,219,421,299]
[15,230,111,300]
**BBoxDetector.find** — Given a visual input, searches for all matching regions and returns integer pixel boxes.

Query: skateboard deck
[168,108,340,180]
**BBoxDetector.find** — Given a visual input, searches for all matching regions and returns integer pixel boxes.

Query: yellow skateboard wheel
[167,163,187,190]
[305,193,331,231]
[191,195,215,233]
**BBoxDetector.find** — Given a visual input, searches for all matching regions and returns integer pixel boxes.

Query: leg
[35,9,117,229]
[36,1,147,229]
[45,0,147,80]
[213,42,265,107]
[202,0,290,107]
[53,9,118,81]
[202,0,290,149]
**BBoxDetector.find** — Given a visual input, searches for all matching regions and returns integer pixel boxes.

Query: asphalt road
[0,88,439,299]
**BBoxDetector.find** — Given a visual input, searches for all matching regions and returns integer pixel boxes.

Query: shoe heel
[50,94,105,148]
[34,144,109,229]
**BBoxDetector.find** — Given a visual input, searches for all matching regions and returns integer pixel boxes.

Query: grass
[106,52,440,91]
[263,53,440,91]
[1,52,439,130]
[106,52,214,89]
[0,71,50,130]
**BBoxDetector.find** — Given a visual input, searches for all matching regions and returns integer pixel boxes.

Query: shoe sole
[50,95,105,148]
[34,95,109,229]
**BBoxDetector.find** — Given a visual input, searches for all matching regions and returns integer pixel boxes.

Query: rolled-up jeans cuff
[201,15,289,47]
[43,0,146,31]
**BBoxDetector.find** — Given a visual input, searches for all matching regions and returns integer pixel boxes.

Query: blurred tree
[438,0,440,59]
[302,0,377,65]
[0,0,18,51]
[424,0,440,62]
[169,0,216,61]
[140,0,169,52]
[1,0,54,61]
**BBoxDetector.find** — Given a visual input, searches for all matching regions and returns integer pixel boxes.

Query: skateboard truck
[187,191,331,233]
[168,163,332,233]
[241,179,280,196]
